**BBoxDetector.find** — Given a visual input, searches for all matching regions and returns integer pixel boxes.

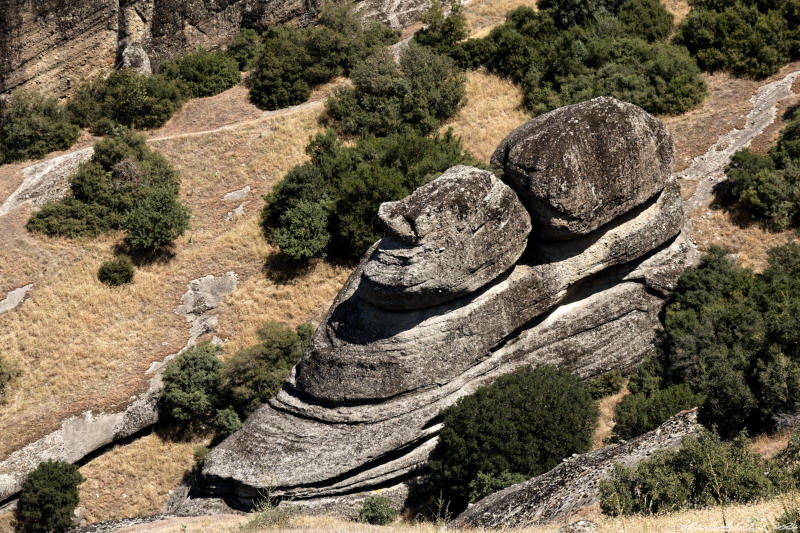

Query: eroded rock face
[197,101,696,513]
[360,166,531,311]
[455,410,700,528]
[491,97,675,240]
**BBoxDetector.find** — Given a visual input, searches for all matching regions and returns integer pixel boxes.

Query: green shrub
[211,407,243,437]
[588,369,625,399]
[428,365,598,512]
[17,460,84,533]
[249,6,398,110]
[326,42,466,136]
[0,353,19,402]
[161,48,241,97]
[226,28,262,70]
[0,90,79,163]
[192,445,210,473]
[468,471,526,503]
[611,384,702,441]
[66,70,188,130]
[776,508,800,532]
[123,186,190,254]
[358,496,397,525]
[261,129,478,261]
[413,0,469,54]
[98,255,135,286]
[161,342,224,425]
[599,428,792,516]
[450,4,704,117]
[675,0,800,79]
[26,198,114,238]
[222,322,313,417]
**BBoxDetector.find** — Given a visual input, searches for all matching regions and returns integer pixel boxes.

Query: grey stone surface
[491,97,674,240]
[120,41,151,75]
[360,166,531,310]
[0,284,33,315]
[455,410,699,528]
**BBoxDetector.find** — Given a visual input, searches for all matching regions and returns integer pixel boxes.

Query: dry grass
[592,386,628,450]
[77,429,209,524]
[663,0,691,26]
[750,430,793,460]
[464,0,536,38]
[441,70,529,163]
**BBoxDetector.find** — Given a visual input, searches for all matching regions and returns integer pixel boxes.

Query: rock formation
[455,410,700,528]
[0,0,429,97]
[191,97,698,513]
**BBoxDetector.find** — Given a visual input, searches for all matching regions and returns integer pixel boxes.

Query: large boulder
[491,97,674,240]
[360,166,532,311]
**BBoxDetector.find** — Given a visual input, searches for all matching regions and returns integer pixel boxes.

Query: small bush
[776,507,800,532]
[192,445,210,473]
[161,341,224,425]
[588,369,625,399]
[428,365,598,512]
[326,42,466,136]
[161,48,241,97]
[98,255,135,286]
[123,186,190,254]
[0,353,19,402]
[611,384,702,441]
[261,129,478,261]
[211,407,243,437]
[358,496,397,525]
[468,471,526,503]
[599,428,792,516]
[226,28,262,70]
[222,322,313,417]
[0,90,79,163]
[17,460,84,533]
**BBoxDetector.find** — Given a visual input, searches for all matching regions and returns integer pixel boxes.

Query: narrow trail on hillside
[681,70,800,214]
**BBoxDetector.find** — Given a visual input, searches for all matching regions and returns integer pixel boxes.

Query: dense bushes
[611,384,702,441]
[249,4,398,110]
[599,428,792,516]
[261,129,478,261]
[616,246,800,440]
[160,49,241,97]
[326,42,467,136]
[413,0,469,55]
[17,460,83,533]
[436,1,705,117]
[723,110,800,231]
[675,0,800,79]
[98,256,135,286]
[27,131,189,254]
[0,90,80,164]
[226,28,262,70]
[66,70,188,131]
[588,369,625,399]
[160,322,312,435]
[358,496,397,525]
[428,365,598,512]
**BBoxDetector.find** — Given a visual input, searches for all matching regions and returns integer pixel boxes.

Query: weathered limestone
[492,97,674,240]
[455,410,700,528]
[361,166,532,310]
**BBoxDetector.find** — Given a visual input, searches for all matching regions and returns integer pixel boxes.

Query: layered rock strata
[197,97,698,509]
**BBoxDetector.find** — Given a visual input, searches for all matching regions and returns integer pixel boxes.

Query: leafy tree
[326,42,466,136]
[428,365,598,512]
[98,255,135,286]
[161,342,224,425]
[226,28,262,70]
[0,90,79,164]
[123,186,190,254]
[16,461,84,533]
[261,129,478,261]
[414,0,469,54]
[161,48,241,97]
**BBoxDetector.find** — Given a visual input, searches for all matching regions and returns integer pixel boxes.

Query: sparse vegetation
[600,428,793,516]
[675,0,800,79]
[588,369,625,399]
[160,48,241,98]
[17,460,84,533]
[468,471,527,503]
[249,3,398,110]
[0,90,80,164]
[0,353,19,402]
[428,365,598,512]
[97,256,135,286]
[326,42,467,136]
[261,129,478,261]
[358,496,397,525]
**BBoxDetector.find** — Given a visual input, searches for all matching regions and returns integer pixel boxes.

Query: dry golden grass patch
[592,386,628,450]
[464,0,536,37]
[750,430,793,460]
[78,430,208,524]
[663,0,691,26]
[441,70,529,163]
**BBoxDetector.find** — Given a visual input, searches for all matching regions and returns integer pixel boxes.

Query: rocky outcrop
[194,98,697,511]
[492,97,674,240]
[361,166,532,310]
[455,410,700,528]
[0,0,430,97]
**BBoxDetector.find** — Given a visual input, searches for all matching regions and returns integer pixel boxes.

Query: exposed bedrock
[455,410,700,528]
[491,97,675,240]
[201,99,696,509]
